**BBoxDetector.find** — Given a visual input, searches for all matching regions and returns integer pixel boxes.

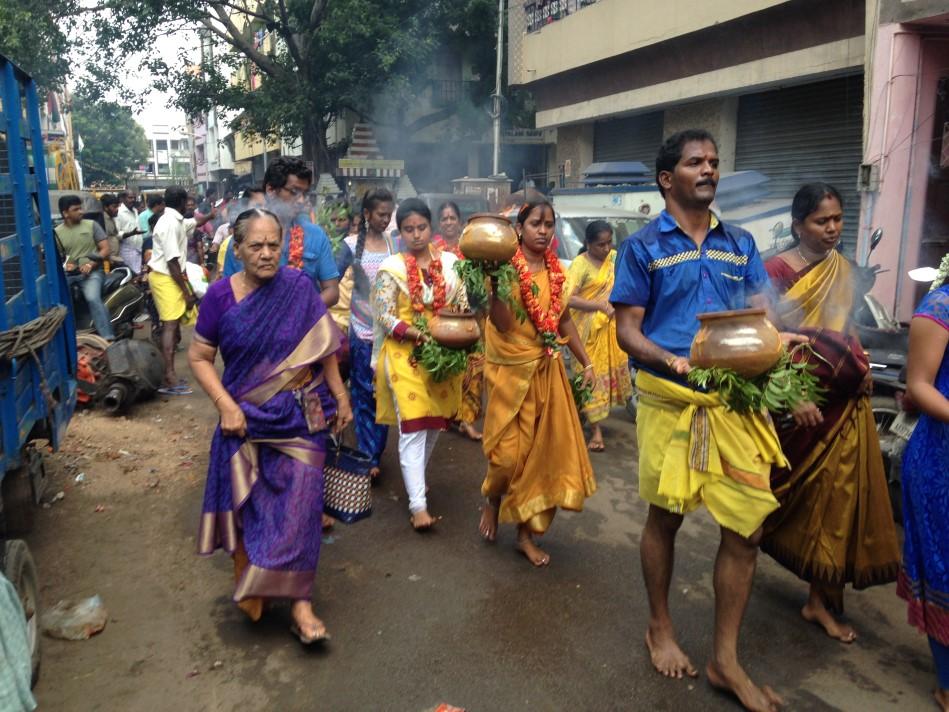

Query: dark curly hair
[655,129,718,197]
[262,156,313,192]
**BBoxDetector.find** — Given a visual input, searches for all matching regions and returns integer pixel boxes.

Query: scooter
[68,254,147,341]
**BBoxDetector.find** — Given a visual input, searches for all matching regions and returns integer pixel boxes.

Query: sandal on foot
[290,622,330,645]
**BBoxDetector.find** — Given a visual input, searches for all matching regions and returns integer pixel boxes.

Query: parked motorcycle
[69,255,147,341]
[852,229,934,521]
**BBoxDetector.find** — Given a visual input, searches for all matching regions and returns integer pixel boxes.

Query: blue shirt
[222,215,340,285]
[610,210,769,374]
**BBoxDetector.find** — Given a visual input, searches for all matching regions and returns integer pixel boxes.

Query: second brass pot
[689,308,783,378]
[429,310,481,349]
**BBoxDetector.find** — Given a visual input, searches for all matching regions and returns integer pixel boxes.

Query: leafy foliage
[454,259,523,319]
[70,95,150,184]
[0,1,74,89]
[687,346,825,414]
[411,316,474,383]
[571,373,594,411]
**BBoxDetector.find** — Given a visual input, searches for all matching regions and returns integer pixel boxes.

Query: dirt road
[26,333,936,711]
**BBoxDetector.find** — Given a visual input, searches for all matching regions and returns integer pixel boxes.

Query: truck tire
[4,540,41,686]
[1,466,35,536]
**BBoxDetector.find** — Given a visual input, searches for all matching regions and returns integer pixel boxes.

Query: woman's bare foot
[707,660,783,711]
[458,421,483,441]
[410,510,439,531]
[290,600,329,643]
[934,688,949,711]
[587,425,605,451]
[321,513,336,531]
[479,499,499,542]
[645,625,698,678]
[369,466,381,481]
[801,600,857,643]
[515,527,550,566]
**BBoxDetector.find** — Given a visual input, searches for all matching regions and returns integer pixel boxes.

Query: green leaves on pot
[411,317,475,383]
[571,373,594,411]
[453,260,526,321]
[687,345,825,414]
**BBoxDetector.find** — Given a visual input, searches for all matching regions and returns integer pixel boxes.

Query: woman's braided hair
[353,188,394,290]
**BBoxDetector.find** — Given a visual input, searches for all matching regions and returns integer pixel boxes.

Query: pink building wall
[861,24,949,320]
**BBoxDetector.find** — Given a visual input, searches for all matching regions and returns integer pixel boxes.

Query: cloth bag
[323,436,373,523]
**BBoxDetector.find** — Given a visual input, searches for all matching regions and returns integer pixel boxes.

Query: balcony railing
[524,0,599,34]
[431,79,476,108]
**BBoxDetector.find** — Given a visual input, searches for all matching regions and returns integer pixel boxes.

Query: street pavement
[27,329,936,711]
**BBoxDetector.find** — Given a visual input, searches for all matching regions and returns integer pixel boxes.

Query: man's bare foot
[410,510,439,530]
[645,626,698,678]
[515,530,550,566]
[321,513,336,531]
[290,600,329,643]
[479,500,499,542]
[934,688,949,712]
[707,660,783,711]
[459,421,483,441]
[801,601,857,643]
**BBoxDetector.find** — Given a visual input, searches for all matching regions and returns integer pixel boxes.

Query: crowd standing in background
[49,124,949,711]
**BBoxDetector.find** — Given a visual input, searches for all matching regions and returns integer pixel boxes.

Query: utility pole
[491,0,505,176]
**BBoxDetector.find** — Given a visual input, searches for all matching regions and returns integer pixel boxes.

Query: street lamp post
[491,0,505,176]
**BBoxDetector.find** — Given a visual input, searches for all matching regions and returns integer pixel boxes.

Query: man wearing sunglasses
[222,156,340,307]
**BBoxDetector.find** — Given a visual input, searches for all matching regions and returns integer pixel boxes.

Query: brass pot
[429,309,481,349]
[459,213,518,263]
[689,308,783,378]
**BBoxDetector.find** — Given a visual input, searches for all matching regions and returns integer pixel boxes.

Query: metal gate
[593,112,664,165]
[735,74,864,255]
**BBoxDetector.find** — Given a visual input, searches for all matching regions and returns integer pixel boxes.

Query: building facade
[133,121,194,190]
[510,0,948,318]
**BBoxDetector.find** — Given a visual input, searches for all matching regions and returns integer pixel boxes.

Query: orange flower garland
[511,246,565,355]
[404,251,447,317]
[287,225,305,270]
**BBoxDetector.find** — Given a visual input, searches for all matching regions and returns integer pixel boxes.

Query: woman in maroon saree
[189,208,352,644]
[761,184,898,643]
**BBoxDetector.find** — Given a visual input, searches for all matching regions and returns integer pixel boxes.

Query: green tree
[71,96,150,185]
[0,1,74,89]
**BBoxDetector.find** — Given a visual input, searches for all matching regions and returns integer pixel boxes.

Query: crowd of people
[57,136,949,710]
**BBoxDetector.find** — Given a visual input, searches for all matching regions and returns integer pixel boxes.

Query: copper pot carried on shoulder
[429,309,481,349]
[459,213,518,263]
[689,308,783,378]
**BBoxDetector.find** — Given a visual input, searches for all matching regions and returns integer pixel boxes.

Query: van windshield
[556,216,650,260]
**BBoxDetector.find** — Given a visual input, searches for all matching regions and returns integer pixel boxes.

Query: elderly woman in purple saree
[189,208,352,644]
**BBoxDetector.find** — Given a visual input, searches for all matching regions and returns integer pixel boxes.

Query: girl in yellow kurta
[372,199,468,530]
[567,221,633,451]
[478,199,597,566]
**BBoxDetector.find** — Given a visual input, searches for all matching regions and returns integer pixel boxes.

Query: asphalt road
[26,330,936,712]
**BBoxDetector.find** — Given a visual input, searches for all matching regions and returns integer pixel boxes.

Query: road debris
[42,595,108,640]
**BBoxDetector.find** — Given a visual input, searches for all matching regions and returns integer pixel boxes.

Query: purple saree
[196,267,340,602]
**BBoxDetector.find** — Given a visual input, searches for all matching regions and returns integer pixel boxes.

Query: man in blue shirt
[612,130,794,711]
[223,157,340,307]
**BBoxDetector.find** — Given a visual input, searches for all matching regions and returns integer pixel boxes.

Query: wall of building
[662,98,739,173]
[860,23,949,319]
[554,123,594,185]
[513,0,787,85]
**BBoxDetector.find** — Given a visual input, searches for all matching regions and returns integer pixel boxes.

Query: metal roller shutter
[593,112,664,164]
[735,74,864,256]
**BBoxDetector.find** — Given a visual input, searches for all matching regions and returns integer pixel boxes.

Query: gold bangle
[583,364,594,372]
[333,391,348,399]
[213,392,227,405]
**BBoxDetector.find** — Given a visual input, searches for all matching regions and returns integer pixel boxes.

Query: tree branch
[213,0,276,25]
[276,0,305,68]
[202,5,283,78]
[308,0,328,31]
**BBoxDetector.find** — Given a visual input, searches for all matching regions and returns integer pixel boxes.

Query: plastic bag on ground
[41,595,108,640]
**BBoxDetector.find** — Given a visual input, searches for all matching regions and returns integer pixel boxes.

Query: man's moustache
[696,180,717,187]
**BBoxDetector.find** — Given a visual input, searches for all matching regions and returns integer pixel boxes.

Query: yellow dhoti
[149,270,196,324]
[635,370,787,538]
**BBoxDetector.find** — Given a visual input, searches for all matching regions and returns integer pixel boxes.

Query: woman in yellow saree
[478,199,597,566]
[762,183,899,643]
[566,221,633,451]
[372,199,468,531]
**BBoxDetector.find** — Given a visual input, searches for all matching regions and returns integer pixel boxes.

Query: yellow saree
[567,250,633,423]
[481,268,596,534]
[762,250,899,599]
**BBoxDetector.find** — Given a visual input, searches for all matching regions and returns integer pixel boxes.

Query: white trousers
[385,358,440,513]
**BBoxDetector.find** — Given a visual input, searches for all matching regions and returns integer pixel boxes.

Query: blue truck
[0,54,79,685]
